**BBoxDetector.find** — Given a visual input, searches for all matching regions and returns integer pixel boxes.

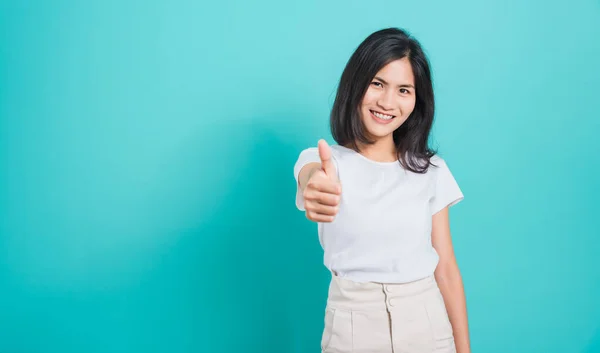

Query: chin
[366,123,398,137]
[365,128,395,141]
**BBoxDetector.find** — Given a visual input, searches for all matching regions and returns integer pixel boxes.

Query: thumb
[318,139,337,180]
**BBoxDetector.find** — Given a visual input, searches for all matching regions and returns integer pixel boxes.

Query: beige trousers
[321,273,456,353]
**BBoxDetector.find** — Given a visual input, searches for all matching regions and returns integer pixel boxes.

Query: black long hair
[330,27,437,173]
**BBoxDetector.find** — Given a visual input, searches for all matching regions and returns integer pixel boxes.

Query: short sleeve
[429,157,464,215]
[293,147,338,211]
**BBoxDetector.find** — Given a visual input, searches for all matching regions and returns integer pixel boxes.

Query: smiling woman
[329,28,436,170]
[294,28,469,353]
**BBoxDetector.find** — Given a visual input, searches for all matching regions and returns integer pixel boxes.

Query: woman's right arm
[297,140,342,223]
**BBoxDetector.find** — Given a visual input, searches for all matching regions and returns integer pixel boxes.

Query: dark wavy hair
[330,27,437,173]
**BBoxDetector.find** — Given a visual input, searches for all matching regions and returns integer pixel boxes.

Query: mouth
[369,110,396,124]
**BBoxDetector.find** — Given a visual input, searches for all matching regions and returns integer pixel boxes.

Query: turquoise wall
[1,1,599,352]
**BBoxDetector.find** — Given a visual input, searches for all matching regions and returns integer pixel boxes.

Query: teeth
[372,111,394,120]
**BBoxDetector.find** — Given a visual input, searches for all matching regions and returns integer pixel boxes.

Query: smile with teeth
[370,110,395,120]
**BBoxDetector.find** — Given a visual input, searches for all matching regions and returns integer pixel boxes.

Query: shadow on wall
[136,113,330,353]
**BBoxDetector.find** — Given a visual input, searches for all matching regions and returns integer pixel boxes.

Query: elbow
[435,257,461,285]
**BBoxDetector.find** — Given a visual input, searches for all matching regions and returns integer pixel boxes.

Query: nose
[376,90,395,111]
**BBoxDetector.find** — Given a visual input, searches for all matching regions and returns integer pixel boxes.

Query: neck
[355,136,398,163]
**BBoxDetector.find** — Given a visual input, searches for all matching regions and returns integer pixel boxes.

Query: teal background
[1,0,599,352]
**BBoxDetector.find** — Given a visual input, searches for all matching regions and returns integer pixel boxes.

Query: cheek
[400,97,416,115]
[362,89,378,107]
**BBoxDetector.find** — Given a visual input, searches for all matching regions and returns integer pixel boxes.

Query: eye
[371,81,383,88]
[399,88,411,94]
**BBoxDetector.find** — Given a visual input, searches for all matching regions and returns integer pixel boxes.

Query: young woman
[293,28,470,353]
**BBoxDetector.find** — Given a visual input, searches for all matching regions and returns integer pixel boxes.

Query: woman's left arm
[432,206,471,353]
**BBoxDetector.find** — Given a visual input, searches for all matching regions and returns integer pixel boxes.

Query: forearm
[435,261,471,353]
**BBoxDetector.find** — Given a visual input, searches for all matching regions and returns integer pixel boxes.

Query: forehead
[375,58,415,84]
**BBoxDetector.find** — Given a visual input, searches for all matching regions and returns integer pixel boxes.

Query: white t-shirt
[293,144,464,284]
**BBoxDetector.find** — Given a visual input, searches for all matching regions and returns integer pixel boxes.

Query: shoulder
[429,154,447,168]
[428,154,461,181]
[295,143,345,166]
[296,147,318,160]
[298,143,346,156]
[419,154,445,173]
[427,154,454,176]
[329,144,358,162]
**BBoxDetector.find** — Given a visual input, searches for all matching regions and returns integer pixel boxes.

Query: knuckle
[316,193,326,203]
[326,195,336,204]
[308,181,321,192]
[302,189,311,200]
[335,182,342,193]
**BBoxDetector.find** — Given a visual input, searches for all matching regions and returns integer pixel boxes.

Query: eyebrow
[374,76,415,89]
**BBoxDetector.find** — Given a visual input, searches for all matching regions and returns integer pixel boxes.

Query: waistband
[326,272,438,311]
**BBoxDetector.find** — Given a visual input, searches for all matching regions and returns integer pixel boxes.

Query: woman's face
[359,57,416,142]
